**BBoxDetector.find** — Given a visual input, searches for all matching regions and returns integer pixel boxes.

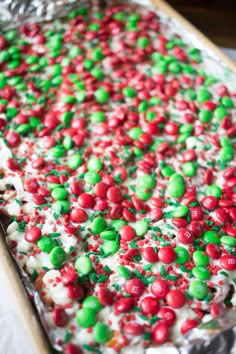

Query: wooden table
[167,0,236,48]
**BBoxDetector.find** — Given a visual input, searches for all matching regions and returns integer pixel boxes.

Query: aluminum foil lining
[0,0,236,353]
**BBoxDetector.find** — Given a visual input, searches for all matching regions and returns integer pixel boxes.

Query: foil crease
[0,0,85,30]
[0,0,236,353]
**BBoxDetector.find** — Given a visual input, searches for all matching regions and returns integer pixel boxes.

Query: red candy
[181,319,199,335]
[25,227,42,242]
[115,298,133,314]
[210,303,225,318]
[151,279,169,299]
[6,131,21,147]
[140,296,160,314]
[166,290,186,309]
[152,322,169,343]
[177,228,195,244]
[124,323,144,336]
[70,209,88,223]
[78,193,95,208]
[158,246,176,264]
[189,221,204,238]
[64,344,83,354]
[206,244,221,259]
[24,178,39,193]
[220,255,236,271]
[125,278,145,297]
[107,186,123,203]
[66,284,84,300]
[97,287,113,306]
[157,307,176,327]
[52,307,69,327]
[119,225,136,241]
[61,272,78,286]
[142,246,159,263]
[201,196,218,210]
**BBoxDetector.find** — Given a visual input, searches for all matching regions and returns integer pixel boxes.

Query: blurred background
[168,0,236,49]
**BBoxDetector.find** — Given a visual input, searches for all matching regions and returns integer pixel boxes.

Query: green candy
[134,220,149,236]
[199,109,213,123]
[174,246,190,265]
[76,308,97,328]
[206,184,222,199]
[128,127,143,140]
[50,246,66,266]
[92,48,104,61]
[6,107,18,119]
[193,250,209,266]
[169,61,182,74]
[167,173,185,199]
[91,67,104,80]
[95,88,110,103]
[179,124,194,134]
[51,187,68,201]
[89,23,100,31]
[93,322,113,344]
[137,37,150,48]
[214,106,227,121]
[153,61,167,74]
[116,265,132,279]
[123,87,137,98]
[177,133,190,144]
[68,46,81,58]
[135,186,152,201]
[161,165,175,177]
[5,30,17,41]
[83,296,102,313]
[50,146,65,158]
[172,205,189,218]
[220,137,231,147]
[37,237,55,253]
[29,116,40,128]
[133,147,143,157]
[138,101,148,113]
[75,256,93,275]
[101,240,119,255]
[192,266,210,280]
[76,90,86,103]
[83,59,94,70]
[90,111,105,123]
[100,230,117,240]
[91,217,107,234]
[84,171,101,185]
[184,89,196,101]
[220,146,234,162]
[87,157,102,171]
[16,124,31,134]
[63,136,73,150]
[62,95,76,104]
[111,219,127,231]
[146,111,156,122]
[197,88,212,104]
[149,97,161,106]
[48,183,62,191]
[221,96,234,108]
[52,200,70,215]
[139,174,156,189]
[188,280,208,300]
[182,162,196,177]
[220,236,236,247]
[203,230,220,245]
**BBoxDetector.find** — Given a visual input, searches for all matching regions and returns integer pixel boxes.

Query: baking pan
[0,1,235,353]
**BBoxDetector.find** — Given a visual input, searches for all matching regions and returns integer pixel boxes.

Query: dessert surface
[0,3,236,354]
